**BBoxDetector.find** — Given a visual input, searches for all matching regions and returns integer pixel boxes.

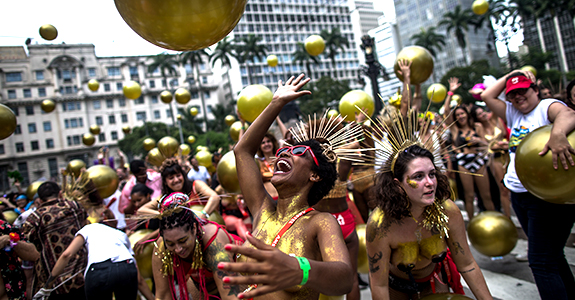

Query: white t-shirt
[187,166,210,184]
[504,99,564,193]
[104,189,126,230]
[76,223,134,276]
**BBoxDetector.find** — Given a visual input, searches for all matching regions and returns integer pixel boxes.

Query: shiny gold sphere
[327,109,339,119]
[122,126,131,134]
[82,133,96,146]
[160,90,173,103]
[129,229,155,279]
[195,150,213,168]
[180,144,191,156]
[305,35,326,56]
[190,107,199,117]
[175,88,191,104]
[394,46,434,85]
[157,136,180,158]
[187,135,196,144]
[521,65,537,77]
[177,114,182,121]
[86,165,120,199]
[217,151,240,193]
[196,145,209,152]
[452,94,462,105]
[26,181,44,201]
[2,211,18,224]
[147,148,166,167]
[143,138,156,151]
[472,0,489,15]
[39,24,58,41]
[266,55,278,67]
[89,124,101,135]
[114,0,247,51]
[191,205,225,225]
[339,90,375,122]
[88,79,100,92]
[389,93,402,109]
[41,99,56,113]
[468,211,518,257]
[224,115,236,127]
[229,121,244,142]
[515,125,575,204]
[123,81,142,100]
[67,159,86,178]
[421,293,473,300]
[427,83,447,104]
[0,103,17,141]
[237,85,273,123]
[356,224,369,274]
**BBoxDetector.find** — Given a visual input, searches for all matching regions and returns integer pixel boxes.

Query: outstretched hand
[448,77,461,92]
[539,133,575,169]
[397,59,411,82]
[273,74,311,105]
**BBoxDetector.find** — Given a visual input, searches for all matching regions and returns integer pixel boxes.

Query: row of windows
[244,2,349,14]
[12,139,55,153]
[243,12,349,24]
[6,87,48,99]
[65,132,119,146]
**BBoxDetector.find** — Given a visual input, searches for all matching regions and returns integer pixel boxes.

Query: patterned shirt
[21,199,87,295]
[0,220,27,300]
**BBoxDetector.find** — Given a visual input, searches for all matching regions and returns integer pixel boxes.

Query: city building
[370,16,403,102]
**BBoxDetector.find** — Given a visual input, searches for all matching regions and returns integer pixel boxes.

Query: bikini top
[484,126,502,143]
[456,129,481,148]
[392,234,447,273]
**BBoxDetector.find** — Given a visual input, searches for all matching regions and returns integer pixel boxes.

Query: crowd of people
[0,67,574,300]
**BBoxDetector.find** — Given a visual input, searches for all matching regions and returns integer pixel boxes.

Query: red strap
[105,197,117,209]
[271,207,315,247]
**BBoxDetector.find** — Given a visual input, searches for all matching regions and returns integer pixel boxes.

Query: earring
[191,238,204,270]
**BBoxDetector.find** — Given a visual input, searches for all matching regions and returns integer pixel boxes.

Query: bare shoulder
[366,207,390,243]
[308,210,340,230]
[443,199,464,224]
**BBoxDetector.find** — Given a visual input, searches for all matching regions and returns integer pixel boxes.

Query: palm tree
[320,27,349,79]
[180,50,210,131]
[292,42,320,79]
[210,37,238,100]
[207,102,235,132]
[148,53,179,126]
[236,34,269,86]
[410,27,446,58]
[469,0,509,54]
[439,5,473,65]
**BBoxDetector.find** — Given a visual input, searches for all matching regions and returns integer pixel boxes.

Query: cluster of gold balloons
[305,35,325,56]
[0,103,17,141]
[338,90,374,121]
[467,211,517,257]
[39,24,58,41]
[237,85,273,123]
[123,81,142,99]
[88,79,100,92]
[394,46,434,85]
[427,83,447,104]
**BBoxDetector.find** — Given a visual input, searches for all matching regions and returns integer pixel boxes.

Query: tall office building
[370,16,403,102]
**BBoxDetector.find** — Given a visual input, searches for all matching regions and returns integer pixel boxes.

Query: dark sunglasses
[507,88,530,99]
[276,146,319,166]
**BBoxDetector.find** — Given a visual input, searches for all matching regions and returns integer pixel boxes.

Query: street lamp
[360,35,388,117]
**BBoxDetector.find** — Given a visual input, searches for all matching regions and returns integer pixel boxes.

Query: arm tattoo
[452,242,465,255]
[459,267,475,274]
[367,223,390,243]
[368,251,383,273]
[205,239,243,296]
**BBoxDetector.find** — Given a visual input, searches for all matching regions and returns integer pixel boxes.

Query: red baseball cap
[506,75,533,95]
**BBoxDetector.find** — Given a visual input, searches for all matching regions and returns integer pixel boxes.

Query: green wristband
[295,256,311,286]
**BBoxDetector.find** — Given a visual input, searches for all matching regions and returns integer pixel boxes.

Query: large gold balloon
[122,126,131,134]
[237,85,273,123]
[143,138,156,151]
[339,90,375,122]
[515,125,575,204]
[157,136,180,158]
[39,24,58,41]
[427,83,447,104]
[305,35,326,56]
[217,151,240,193]
[421,293,472,300]
[89,124,101,135]
[472,0,489,15]
[180,144,191,156]
[467,211,518,257]
[175,88,191,105]
[0,103,17,141]
[356,224,369,274]
[129,229,154,279]
[160,90,173,103]
[26,181,45,200]
[67,159,86,178]
[327,109,339,119]
[266,55,278,67]
[224,115,236,127]
[88,79,100,92]
[114,0,247,51]
[190,107,199,117]
[187,135,196,144]
[229,121,244,142]
[521,65,537,77]
[41,99,56,113]
[191,205,225,225]
[86,165,119,199]
[82,133,96,146]
[394,46,434,85]
[147,148,166,167]
[2,211,18,224]
[195,150,213,168]
[123,81,142,100]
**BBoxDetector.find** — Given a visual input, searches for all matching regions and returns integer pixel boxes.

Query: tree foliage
[298,76,351,116]
[439,60,504,106]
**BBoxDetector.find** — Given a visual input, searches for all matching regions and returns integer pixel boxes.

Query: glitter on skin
[406,176,418,189]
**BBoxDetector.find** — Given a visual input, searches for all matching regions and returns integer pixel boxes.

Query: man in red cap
[482,70,575,300]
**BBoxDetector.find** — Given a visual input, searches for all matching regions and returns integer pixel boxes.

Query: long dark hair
[161,160,193,195]
[453,106,474,129]
[257,132,279,158]
[294,139,337,206]
[159,207,201,239]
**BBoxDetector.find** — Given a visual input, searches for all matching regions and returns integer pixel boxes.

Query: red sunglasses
[276,145,319,166]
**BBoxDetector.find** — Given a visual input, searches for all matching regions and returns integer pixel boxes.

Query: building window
[116,82,123,91]
[38,87,47,97]
[129,66,138,75]
[62,102,81,111]
[46,139,54,149]
[23,89,32,98]
[95,116,103,125]
[28,123,37,133]
[93,100,101,109]
[111,131,118,140]
[35,70,44,81]
[204,91,210,98]
[149,80,155,88]
[98,133,106,142]
[154,110,161,119]
[119,98,126,107]
[11,107,18,116]
[14,125,21,135]
[6,72,22,82]
[67,136,72,146]
[26,106,34,115]
[48,158,58,179]
[166,109,172,118]
[31,141,39,151]
[109,115,116,124]
[16,143,24,153]
[134,97,144,105]
[151,95,158,104]
[8,90,16,99]
[121,114,128,123]
[104,83,111,91]
[73,135,81,145]
[88,68,96,77]
[0,144,4,155]
[17,162,29,185]
[62,70,73,81]
[202,76,208,84]
[136,111,146,121]
[107,67,121,76]
[191,91,199,99]
[43,121,52,132]
[207,105,213,113]
[106,99,114,108]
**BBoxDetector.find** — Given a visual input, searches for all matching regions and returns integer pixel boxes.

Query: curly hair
[160,159,193,195]
[374,145,451,224]
[257,132,279,158]
[294,139,337,206]
[159,207,202,240]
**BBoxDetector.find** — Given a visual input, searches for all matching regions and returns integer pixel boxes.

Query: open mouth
[423,190,434,196]
[274,159,292,174]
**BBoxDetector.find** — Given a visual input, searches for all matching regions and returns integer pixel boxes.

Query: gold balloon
[217,151,240,193]
[229,121,244,142]
[452,94,462,105]
[67,159,86,178]
[195,150,213,168]
[515,125,575,204]
[26,181,44,201]
[521,65,537,77]
[421,293,473,300]
[180,144,191,156]
[175,88,191,105]
[41,99,56,113]
[89,124,101,135]
[448,178,458,200]
[356,224,369,274]
[82,133,96,146]
[327,109,339,119]
[196,145,209,152]
[88,79,100,92]
[147,148,166,167]
[39,24,58,41]
[187,135,196,144]
[129,229,155,279]
[122,126,131,134]
[160,90,173,103]
[2,211,18,224]
[427,83,447,104]
[472,0,489,15]
[266,55,278,67]
[224,115,236,127]
[305,35,326,56]
[114,0,247,51]
[86,165,120,199]
[394,46,434,85]
[177,114,182,121]
[237,85,273,123]
[123,81,142,100]
[143,138,156,151]
[157,136,180,158]
[389,93,402,109]
[190,107,199,117]
[467,211,518,257]
[339,90,375,122]
[191,205,225,225]
[0,103,17,141]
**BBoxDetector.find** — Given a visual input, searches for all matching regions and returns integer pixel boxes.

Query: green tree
[439,60,504,106]
[207,102,236,133]
[210,36,238,93]
[320,27,349,79]
[292,42,320,79]
[180,49,211,131]
[439,6,473,65]
[298,77,351,116]
[519,47,555,70]
[236,34,269,85]
[148,53,179,126]
[410,27,446,58]
[118,122,179,159]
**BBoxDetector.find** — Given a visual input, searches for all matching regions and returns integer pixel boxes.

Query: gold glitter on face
[406,176,418,189]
